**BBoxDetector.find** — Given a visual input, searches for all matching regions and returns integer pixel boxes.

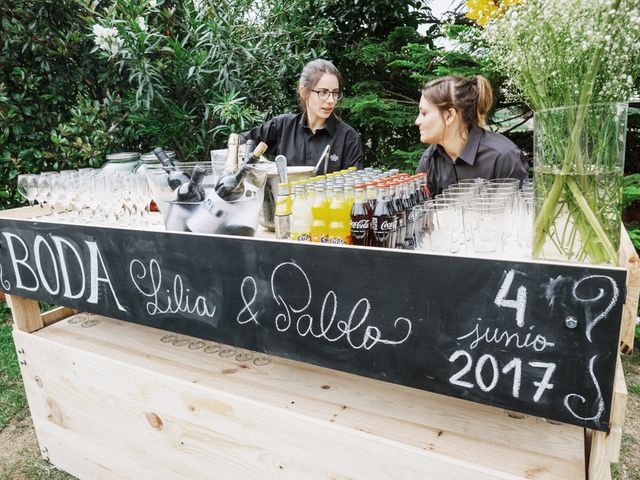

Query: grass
[0,303,27,430]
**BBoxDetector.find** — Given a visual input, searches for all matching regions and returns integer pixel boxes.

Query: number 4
[495,270,527,327]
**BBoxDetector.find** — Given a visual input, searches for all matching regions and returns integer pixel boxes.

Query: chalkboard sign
[0,218,626,431]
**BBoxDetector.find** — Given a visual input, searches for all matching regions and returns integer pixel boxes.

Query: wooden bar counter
[1,206,637,479]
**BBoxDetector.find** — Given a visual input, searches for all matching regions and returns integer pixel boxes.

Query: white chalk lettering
[448,350,474,388]
[86,241,126,312]
[0,263,10,291]
[572,275,619,343]
[529,362,556,402]
[457,321,555,352]
[51,236,86,299]
[495,269,527,327]
[501,358,522,398]
[449,350,556,403]
[564,355,604,423]
[129,258,216,318]
[2,232,39,292]
[475,354,499,392]
[34,235,60,295]
[267,262,412,351]
[237,276,259,325]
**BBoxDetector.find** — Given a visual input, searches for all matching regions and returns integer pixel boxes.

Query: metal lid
[140,150,175,162]
[105,152,140,163]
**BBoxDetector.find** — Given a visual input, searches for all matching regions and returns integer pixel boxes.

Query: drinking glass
[420,200,456,254]
[17,174,38,207]
[464,200,507,254]
[36,173,56,216]
[131,173,152,225]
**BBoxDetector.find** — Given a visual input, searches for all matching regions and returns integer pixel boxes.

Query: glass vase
[532,103,627,265]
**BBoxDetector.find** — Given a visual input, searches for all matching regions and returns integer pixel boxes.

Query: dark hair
[298,59,343,111]
[421,75,493,133]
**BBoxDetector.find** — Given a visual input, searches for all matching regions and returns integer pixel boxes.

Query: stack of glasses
[16,170,157,227]
[418,178,534,258]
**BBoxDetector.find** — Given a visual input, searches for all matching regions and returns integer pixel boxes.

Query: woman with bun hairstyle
[415,75,528,196]
[240,59,363,173]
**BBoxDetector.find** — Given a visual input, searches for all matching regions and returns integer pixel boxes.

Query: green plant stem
[566,177,618,264]
[531,0,624,263]
[532,174,566,255]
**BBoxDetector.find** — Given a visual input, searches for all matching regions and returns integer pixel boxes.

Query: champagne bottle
[222,134,240,176]
[240,139,257,168]
[175,165,206,202]
[215,141,268,201]
[153,147,190,190]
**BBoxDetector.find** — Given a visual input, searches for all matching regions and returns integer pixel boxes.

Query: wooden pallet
[618,227,640,354]
[6,294,625,480]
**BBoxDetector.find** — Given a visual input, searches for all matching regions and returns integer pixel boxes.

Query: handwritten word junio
[457,321,555,352]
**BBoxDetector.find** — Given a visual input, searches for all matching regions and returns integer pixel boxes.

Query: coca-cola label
[350,219,370,230]
[407,209,417,223]
[377,219,397,231]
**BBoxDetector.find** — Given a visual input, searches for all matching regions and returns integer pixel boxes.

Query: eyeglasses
[311,89,344,101]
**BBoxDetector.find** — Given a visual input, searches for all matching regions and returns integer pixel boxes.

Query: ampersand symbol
[237,276,259,326]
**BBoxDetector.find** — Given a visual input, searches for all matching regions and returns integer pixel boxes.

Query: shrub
[89,0,332,161]
[0,0,134,209]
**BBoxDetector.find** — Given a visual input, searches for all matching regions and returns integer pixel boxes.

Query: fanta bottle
[310,185,329,243]
[328,186,351,245]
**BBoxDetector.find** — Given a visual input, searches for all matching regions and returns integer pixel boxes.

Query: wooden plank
[619,227,640,354]
[13,316,586,480]
[587,355,628,478]
[589,431,613,480]
[41,307,78,327]
[7,294,43,333]
[607,357,628,463]
[0,205,46,219]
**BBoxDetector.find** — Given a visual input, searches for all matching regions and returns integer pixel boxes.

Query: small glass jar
[100,152,140,174]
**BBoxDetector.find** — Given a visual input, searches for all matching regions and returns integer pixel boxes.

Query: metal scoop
[313,144,331,175]
[275,155,288,184]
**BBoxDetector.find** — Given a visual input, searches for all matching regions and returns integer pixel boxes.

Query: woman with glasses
[414,75,528,196]
[240,59,363,173]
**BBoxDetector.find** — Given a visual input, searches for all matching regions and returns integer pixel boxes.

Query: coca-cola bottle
[365,183,378,210]
[153,147,190,190]
[175,164,206,202]
[400,180,416,250]
[416,173,431,200]
[370,184,397,248]
[390,182,406,249]
[350,184,372,246]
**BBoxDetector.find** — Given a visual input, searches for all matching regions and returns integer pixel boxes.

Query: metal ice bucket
[258,164,315,231]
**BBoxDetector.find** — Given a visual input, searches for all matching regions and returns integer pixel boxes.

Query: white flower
[136,16,147,32]
[149,0,157,7]
[91,23,124,56]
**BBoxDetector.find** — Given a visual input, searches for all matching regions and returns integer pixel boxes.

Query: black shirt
[240,112,363,173]
[416,126,529,196]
